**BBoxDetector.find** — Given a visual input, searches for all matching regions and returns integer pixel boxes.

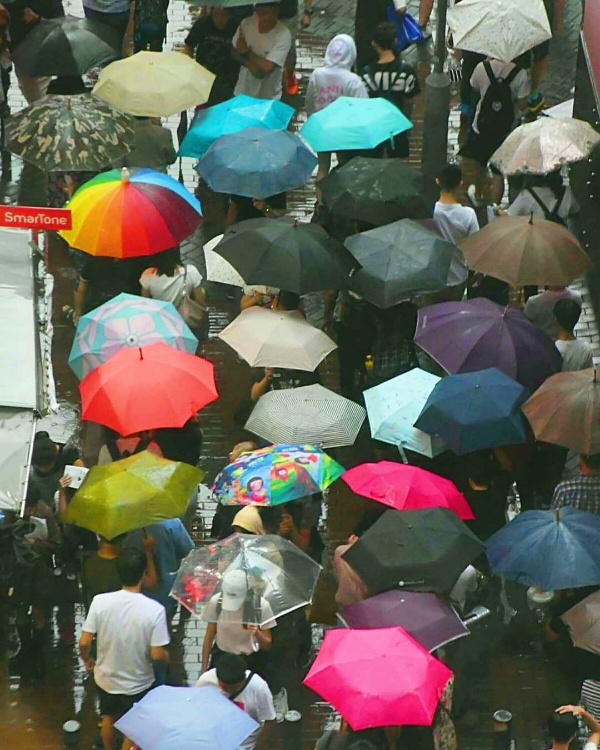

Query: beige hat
[232,504,266,535]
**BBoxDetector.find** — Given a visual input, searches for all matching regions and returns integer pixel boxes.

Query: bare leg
[419,0,435,27]
[490,170,504,204]
[530,56,549,93]
[101,716,117,750]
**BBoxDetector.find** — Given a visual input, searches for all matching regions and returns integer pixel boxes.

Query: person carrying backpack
[504,170,577,228]
[134,0,169,52]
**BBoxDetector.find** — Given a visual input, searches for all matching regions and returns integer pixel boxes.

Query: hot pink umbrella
[303,626,452,729]
[342,461,474,520]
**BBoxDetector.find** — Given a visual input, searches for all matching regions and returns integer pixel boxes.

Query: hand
[252,199,266,213]
[300,11,311,28]
[236,33,248,54]
[23,7,40,23]
[264,368,273,381]
[244,623,259,634]
[59,475,72,489]
[556,705,585,717]
[72,311,80,326]
[278,513,294,537]
[83,657,96,673]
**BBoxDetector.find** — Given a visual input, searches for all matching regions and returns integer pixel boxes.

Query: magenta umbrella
[303,626,452,729]
[414,297,562,390]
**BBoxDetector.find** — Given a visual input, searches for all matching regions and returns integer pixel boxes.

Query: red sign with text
[0,206,72,230]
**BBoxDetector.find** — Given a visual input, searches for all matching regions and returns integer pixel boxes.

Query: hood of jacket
[324,34,357,69]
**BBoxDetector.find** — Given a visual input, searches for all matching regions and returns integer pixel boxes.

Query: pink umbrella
[342,461,474,520]
[303,626,452,729]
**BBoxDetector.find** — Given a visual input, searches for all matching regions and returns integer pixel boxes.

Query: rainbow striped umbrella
[59,167,202,258]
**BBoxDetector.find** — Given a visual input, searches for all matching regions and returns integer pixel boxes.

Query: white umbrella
[218,307,336,371]
[561,590,600,655]
[447,0,551,61]
[204,234,278,296]
[544,99,574,119]
[245,384,366,448]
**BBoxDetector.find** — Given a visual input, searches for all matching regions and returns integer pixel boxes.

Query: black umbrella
[320,157,431,227]
[12,16,120,77]
[343,507,484,595]
[345,218,468,309]
[213,217,358,294]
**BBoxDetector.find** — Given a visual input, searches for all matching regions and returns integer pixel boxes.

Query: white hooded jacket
[305,34,368,116]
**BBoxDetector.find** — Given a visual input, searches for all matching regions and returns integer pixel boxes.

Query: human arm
[553,0,565,34]
[78,630,95,672]
[300,0,313,29]
[245,623,272,651]
[201,621,217,672]
[56,474,71,515]
[141,531,159,590]
[241,290,264,310]
[150,608,170,666]
[73,278,88,325]
[250,368,273,401]
[305,73,317,116]
[556,705,600,746]
[234,23,291,80]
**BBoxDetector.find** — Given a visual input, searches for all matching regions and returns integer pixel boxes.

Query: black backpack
[478,61,520,137]
[527,186,567,227]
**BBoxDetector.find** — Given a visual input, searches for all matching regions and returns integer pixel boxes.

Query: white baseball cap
[221,570,248,612]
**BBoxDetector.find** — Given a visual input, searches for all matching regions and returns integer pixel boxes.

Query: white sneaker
[272,687,289,723]
[467,184,486,208]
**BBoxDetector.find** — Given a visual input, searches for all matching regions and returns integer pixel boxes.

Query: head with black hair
[216,653,248,694]
[152,246,183,277]
[372,21,396,52]
[547,709,578,744]
[31,436,58,471]
[116,548,147,587]
[436,164,463,194]
[553,298,582,335]
[274,290,301,311]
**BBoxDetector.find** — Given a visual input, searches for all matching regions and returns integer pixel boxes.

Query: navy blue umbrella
[414,367,529,455]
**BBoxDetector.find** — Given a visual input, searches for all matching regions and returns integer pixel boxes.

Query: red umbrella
[80,342,218,434]
[342,461,474,520]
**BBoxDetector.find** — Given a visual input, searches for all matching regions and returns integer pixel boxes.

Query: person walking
[553,299,594,372]
[525,286,583,339]
[433,163,479,244]
[547,705,600,750]
[551,453,600,514]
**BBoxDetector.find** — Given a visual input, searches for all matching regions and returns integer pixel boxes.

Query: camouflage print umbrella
[6,94,136,172]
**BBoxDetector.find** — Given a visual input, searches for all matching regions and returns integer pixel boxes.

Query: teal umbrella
[300,96,412,152]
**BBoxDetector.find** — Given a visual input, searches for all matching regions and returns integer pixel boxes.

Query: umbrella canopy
[339,590,469,653]
[178,94,294,158]
[114,685,259,750]
[60,451,203,540]
[414,297,563,390]
[93,50,215,117]
[522,368,600,455]
[211,443,344,506]
[245,384,366,449]
[218,307,336,370]
[343,507,484,595]
[171,533,322,624]
[364,367,446,458]
[213,217,355,294]
[196,127,317,199]
[6,94,135,172]
[342,461,474,520]
[59,168,202,258]
[300,96,412,152]
[69,293,197,380]
[79,342,218,434]
[490,117,600,175]
[544,99,574,119]
[561,591,600,655]
[11,15,120,77]
[447,0,551,61]
[319,156,430,226]
[203,234,246,287]
[486,506,600,590]
[414,368,529,455]
[345,219,466,308]
[460,216,591,288]
[303,626,452,729]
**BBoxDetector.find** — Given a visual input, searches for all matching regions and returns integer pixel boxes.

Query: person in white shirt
[79,548,170,750]
[506,171,576,226]
[553,298,594,372]
[548,704,600,750]
[433,164,479,245]
[525,286,582,339]
[196,654,276,750]
[232,3,292,100]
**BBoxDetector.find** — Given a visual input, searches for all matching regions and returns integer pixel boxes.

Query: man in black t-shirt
[29,431,83,507]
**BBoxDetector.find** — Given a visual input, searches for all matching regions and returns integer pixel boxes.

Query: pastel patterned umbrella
[68,293,198,380]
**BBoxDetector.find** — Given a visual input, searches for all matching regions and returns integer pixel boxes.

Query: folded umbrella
[561,591,600,655]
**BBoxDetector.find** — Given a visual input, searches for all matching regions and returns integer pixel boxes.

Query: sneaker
[467,184,486,208]
[526,91,545,115]
[272,687,288,723]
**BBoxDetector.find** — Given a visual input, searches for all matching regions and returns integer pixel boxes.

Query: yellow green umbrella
[61,451,204,540]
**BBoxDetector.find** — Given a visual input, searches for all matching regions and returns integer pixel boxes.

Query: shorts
[96,685,152,719]
[458,127,506,168]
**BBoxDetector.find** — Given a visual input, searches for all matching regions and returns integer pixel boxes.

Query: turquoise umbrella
[300,96,412,152]
[68,293,197,380]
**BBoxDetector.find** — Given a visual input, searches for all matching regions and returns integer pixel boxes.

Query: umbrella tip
[529,211,534,225]
[121,167,131,183]
[139,347,143,360]
[555,508,560,522]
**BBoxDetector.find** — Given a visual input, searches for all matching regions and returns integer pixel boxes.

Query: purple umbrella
[338,589,468,652]
[414,297,562,390]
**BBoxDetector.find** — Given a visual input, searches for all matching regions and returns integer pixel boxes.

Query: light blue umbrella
[178,94,294,158]
[114,685,259,750]
[68,292,197,380]
[196,127,317,199]
[300,96,412,152]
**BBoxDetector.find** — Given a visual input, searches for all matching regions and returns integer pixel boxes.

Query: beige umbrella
[561,590,600,655]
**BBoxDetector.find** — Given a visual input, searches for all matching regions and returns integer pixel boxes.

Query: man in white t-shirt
[433,163,479,245]
[553,298,594,372]
[196,654,276,750]
[525,286,582,339]
[232,2,292,100]
[548,704,600,750]
[79,548,170,750]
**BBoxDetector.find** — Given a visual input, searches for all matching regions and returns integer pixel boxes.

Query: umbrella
[114,685,259,750]
[303,626,452,729]
[93,50,215,117]
[414,368,529,455]
[79,342,218,435]
[320,156,430,226]
[490,117,600,175]
[364,367,446,458]
[211,443,344,506]
[300,96,412,152]
[345,219,467,308]
[447,0,551,61]
[170,533,322,624]
[486,506,600,590]
[11,15,120,77]
[521,368,600,455]
[343,507,484,595]
[245,384,366,449]
[68,293,197,380]
[342,461,474,520]
[178,94,294,158]
[561,591,600,655]
[59,168,202,258]
[544,100,574,119]
[213,218,356,294]
[339,590,469,652]
[203,234,246,287]
[196,127,317,199]
[218,307,336,370]
[6,94,135,172]
[460,216,591,288]
[414,297,563,390]
[60,451,203,540]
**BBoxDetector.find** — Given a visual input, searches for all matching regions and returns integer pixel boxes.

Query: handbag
[177,266,207,330]
[386,6,425,51]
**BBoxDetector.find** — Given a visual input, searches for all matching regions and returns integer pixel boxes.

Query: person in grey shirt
[554,298,594,372]
[112,117,177,173]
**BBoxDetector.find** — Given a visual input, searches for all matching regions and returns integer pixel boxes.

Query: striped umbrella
[245,384,366,449]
